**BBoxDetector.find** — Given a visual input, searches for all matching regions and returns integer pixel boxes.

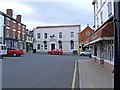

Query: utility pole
[114,1,120,89]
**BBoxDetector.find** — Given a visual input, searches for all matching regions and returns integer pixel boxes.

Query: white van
[0,44,7,58]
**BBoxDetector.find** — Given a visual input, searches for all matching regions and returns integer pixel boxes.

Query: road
[2,53,90,88]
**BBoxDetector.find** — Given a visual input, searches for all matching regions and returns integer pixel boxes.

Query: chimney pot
[16,15,21,22]
[6,9,13,17]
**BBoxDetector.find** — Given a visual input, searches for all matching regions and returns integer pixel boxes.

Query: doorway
[51,44,55,50]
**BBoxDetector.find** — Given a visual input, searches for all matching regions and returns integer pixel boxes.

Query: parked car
[48,49,63,55]
[80,50,91,56]
[0,44,7,58]
[7,48,24,57]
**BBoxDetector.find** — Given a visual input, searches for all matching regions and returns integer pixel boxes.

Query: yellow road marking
[71,60,77,90]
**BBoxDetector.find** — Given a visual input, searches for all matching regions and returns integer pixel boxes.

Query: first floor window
[12,31,15,38]
[70,32,74,38]
[22,34,24,40]
[37,33,40,39]
[37,44,40,49]
[6,29,9,37]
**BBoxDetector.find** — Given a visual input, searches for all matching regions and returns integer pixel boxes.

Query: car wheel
[13,53,17,57]
[48,52,52,55]
[58,53,62,55]
[81,54,84,56]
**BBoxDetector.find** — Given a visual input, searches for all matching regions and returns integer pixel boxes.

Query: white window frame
[13,21,16,28]
[108,1,112,17]
[100,11,103,24]
[44,33,47,39]
[6,28,9,37]
[70,32,74,38]
[18,23,21,30]
[37,44,40,50]
[59,32,62,38]
[37,33,40,39]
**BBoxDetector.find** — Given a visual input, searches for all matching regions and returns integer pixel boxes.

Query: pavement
[78,59,114,88]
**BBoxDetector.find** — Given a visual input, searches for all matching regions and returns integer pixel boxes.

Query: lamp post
[114,1,120,89]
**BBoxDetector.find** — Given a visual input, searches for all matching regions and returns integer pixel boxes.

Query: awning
[85,22,114,45]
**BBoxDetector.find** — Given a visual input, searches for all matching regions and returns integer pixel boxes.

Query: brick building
[79,24,94,52]
[1,9,26,51]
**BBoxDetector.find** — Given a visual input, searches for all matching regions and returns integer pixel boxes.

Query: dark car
[48,49,63,55]
[7,48,24,57]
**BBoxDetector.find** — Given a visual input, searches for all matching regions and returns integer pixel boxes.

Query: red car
[7,48,24,57]
[48,49,63,55]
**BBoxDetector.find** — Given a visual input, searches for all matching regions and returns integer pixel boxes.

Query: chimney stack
[16,15,21,22]
[6,9,13,17]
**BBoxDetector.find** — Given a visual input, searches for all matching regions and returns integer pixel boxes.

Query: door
[51,44,55,50]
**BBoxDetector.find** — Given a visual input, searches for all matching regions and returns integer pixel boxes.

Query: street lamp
[114,1,120,89]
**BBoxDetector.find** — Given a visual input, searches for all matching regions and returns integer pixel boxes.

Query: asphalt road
[2,53,90,88]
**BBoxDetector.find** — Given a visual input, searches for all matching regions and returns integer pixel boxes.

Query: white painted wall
[0,14,4,44]
[34,26,80,54]
[95,0,114,30]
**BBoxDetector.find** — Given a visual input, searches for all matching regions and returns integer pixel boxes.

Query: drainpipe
[114,1,120,89]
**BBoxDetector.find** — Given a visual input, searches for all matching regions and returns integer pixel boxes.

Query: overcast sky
[0,0,94,31]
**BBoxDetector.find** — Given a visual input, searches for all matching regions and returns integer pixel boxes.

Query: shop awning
[85,22,114,45]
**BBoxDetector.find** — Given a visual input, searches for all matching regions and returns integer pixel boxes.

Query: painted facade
[86,0,114,71]
[0,12,4,44]
[33,25,81,54]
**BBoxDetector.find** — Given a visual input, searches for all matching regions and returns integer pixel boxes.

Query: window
[59,32,62,38]
[100,11,103,24]
[18,33,20,39]
[71,32,74,38]
[18,23,21,30]
[44,33,47,39]
[59,42,62,49]
[70,42,74,49]
[97,17,99,27]
[100,0,102,6]
[44,43,47,50]
[37,33,40,39]
[37,44,40,49]
[6,18,10,26]
[12,31,15,38]
[13,21,16,28]
[108,1,112,17]
[22,34,24,40]
[22,26,25,32]
[96,0,98,10]
[6,29,9,37]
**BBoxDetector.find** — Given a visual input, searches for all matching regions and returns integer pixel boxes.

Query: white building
[33,25,81,54]
[86,0,114,71]
[0,12,4,44]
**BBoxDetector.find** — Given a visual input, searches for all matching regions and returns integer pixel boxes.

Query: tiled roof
[86,22,114,43]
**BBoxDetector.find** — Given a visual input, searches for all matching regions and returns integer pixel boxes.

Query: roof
[36,24,81,29]
[86,22,114,44]
[0,11,26,26]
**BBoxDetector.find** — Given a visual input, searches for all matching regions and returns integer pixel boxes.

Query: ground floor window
[70,41,74,49]
[44,43,47,50]
[37,44,40,50]
[59,42,62,49]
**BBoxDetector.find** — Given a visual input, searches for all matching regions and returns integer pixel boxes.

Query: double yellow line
[71,60,77,90]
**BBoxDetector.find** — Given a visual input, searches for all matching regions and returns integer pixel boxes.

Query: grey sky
[0,0,94,30]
